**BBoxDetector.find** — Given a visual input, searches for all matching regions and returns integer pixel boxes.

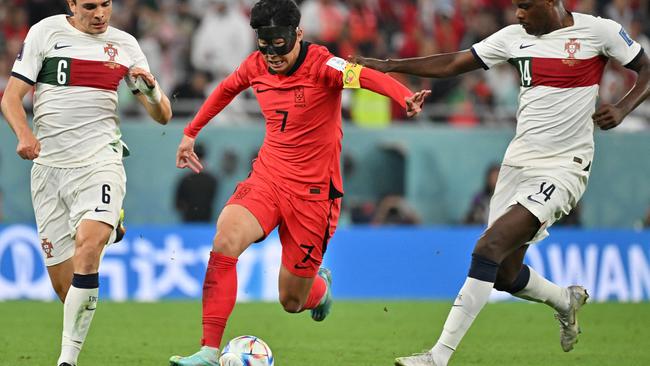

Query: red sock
[303,274,327,310]
[201,252,238,348]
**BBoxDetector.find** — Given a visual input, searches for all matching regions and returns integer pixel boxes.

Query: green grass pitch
[1,301,649,365]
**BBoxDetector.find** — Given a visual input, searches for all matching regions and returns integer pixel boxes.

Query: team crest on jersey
[103,42,119,69]
[562,39,581,66]
[294,86,306,107]
[41,238,54,258]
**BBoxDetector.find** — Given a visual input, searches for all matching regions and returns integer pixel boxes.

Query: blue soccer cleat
[169,346,220,366]
[311,267,333,322]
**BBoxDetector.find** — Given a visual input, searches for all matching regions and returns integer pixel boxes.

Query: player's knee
[279,295,303,313]
[73,241,103,273]
[213,230,247,257]
[474,230,508,263]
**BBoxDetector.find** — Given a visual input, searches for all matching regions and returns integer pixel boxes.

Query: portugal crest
[41,238,54,259]
[104,42,119,69]
[562,38,581,66]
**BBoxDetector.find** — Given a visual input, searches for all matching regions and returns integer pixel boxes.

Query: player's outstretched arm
[351,50,482,78]
[128,67,172,124]
[0,76,41,160]
[592,52,650,130]
[353,65,429,117]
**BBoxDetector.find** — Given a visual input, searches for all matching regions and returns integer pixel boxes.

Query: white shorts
[487,164,589,244]
[31,161,126,266]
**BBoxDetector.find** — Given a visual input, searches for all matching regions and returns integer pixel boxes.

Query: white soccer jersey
[11,15,148,168]
[472,12,642,169]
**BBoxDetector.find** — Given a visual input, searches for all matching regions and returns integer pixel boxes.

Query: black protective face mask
[255,26,297,56]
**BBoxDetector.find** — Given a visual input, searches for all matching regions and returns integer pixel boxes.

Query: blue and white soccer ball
[219,335,274,366]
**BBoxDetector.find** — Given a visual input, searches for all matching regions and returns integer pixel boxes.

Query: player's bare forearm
[138,92,172,124]
[616,53,650,116]
[593,53,650,130]
[358,50,482,78]
[1,77,33,139]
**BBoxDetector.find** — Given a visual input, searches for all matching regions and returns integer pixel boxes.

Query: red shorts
[226,173,341,278]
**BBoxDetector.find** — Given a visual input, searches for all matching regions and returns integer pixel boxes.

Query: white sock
[513,267,569,312]
[57,285,99,365]
[431,277,494,366]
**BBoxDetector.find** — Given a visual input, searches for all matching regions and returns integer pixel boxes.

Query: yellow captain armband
[342,63,363,89]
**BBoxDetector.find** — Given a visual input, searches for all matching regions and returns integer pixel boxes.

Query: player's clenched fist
[16,131,41,160]
[592,104,624,130]
[176,134,203,173]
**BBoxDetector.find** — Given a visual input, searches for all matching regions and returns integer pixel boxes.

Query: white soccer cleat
[394,352,437,366]
[555,285,589,352]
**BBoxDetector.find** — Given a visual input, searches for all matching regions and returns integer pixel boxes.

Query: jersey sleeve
[11,23,45,85]
[471,26,513,70]
[319,56,413,107]
[184,59,252,138]
[122,34,151,93]
[595,17,643,67]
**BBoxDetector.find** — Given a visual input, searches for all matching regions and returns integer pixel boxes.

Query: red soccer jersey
[185,42,413,200]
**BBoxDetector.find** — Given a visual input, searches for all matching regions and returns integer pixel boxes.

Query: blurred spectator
[342,0,380,56]
[464,163,500,225]
[191,0,253,79]
[348,200,376,224]
[25,0,68,26]
[372,195,421,225]
[0,188,3,222]
[300,0,347,55]
[605,0,633,30]
[174,142,219,222]
[171,70,211,117]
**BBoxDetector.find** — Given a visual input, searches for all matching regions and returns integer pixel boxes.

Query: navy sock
[72,273,99,289]
[467,254,499,283]
[506,265,531,294]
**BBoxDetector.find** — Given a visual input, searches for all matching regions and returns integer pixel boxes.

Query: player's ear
[67,0,76,13]
[296,27,303,42]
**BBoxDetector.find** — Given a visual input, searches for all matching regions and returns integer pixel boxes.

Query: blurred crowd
[1,0,649,128]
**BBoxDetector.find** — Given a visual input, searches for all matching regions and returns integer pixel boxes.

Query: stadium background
[1,0,650,365]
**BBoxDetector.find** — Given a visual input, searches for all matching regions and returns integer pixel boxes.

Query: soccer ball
[219,335,274,366]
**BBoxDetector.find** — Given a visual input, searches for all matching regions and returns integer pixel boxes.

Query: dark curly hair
[250,0,301,29]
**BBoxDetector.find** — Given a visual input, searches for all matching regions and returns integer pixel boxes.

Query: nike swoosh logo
[94,207,110,212]
[519,44,535,49]
[527,195,543,205]
[54,43,72,50]
[85,306,96,311]
[256,88,273,93]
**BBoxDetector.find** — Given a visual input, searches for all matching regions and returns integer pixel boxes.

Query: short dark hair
[250,0,301,29]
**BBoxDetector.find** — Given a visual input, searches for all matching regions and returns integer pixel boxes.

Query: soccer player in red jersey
[169,0,429,364]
